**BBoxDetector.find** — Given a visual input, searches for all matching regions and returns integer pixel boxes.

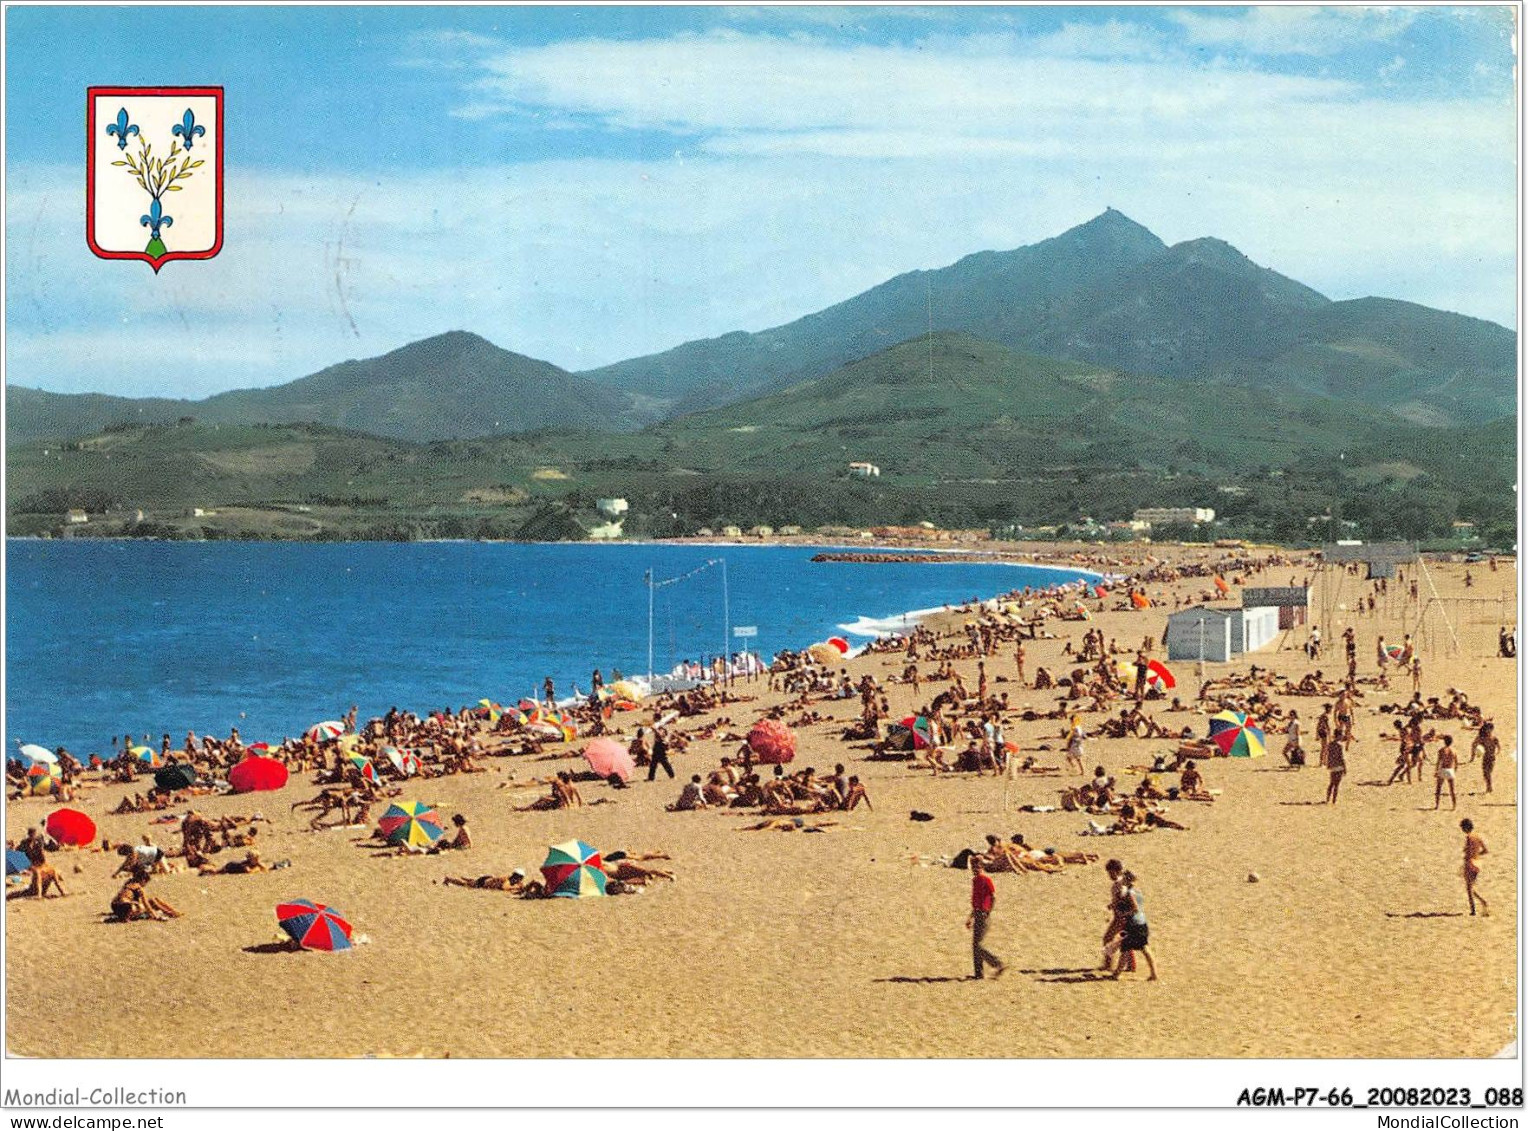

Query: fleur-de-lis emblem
[139,198,173,238]
[171,108,205,150]
[105,107,139,150]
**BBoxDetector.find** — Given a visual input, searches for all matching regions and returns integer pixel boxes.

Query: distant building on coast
[65,509,88,524]
[720,525,743,538]
[748,525,774,538]
[1133,506,1215,527]
[587,520,624,540]
[847,461,881,479]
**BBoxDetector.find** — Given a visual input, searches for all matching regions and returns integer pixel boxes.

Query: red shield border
[86,86,224,272]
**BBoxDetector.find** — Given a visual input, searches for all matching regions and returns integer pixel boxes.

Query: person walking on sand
[1065,719,1087,775]
[1100,859,1127,970]
[966,857,1005,980]
[543,676,556,708]
[1433,735,1459,811]
[1461,819,1489,917]
[1474,721,1499,794]
[1014,642,1027,687]
[1111,870,1157,981]
[1324,737,1346,804]
[646,727,675,781]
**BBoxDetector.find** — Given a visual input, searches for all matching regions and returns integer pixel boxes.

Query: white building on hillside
[1133,506,1215,527]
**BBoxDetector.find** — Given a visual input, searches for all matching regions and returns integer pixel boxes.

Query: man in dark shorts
[646,727,675,781]
[966,857,1005,980]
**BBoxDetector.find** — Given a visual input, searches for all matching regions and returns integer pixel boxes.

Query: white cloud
[1171,7,1419,57]
[4,27,1515,398]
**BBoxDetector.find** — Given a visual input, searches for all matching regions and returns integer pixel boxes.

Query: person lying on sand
[602,858,675,884]
[199,850,267,876]
[443,869,545,897]
[736,817,839,832]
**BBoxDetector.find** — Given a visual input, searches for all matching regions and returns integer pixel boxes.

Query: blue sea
[5,540,1095,757]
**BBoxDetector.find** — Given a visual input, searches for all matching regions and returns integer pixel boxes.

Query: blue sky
[4,4,1518,397]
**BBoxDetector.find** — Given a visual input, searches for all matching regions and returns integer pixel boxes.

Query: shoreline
[5,541,1102,754]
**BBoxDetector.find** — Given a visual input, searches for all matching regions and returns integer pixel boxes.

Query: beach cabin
[65,509,88,524]
[1232,606,1280,655]
[1243,586,1310,630]
[1166,607,1235,662]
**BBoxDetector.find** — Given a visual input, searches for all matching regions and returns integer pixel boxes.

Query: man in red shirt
[966,857,1005,979]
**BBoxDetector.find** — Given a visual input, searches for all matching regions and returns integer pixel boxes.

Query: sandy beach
[4,546,1516,1058]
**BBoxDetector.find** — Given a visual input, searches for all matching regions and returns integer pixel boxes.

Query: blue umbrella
[6,849,31,876]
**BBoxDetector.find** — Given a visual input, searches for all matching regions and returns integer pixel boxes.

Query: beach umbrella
[155,764,198,792]
[1384,644,1405,660]
[12,743,57,768]
[1093,584,1108,599]
[45,808,96,846]
[540,840,606,899]
[228,755,289,794]
[517,698,541,714]
[275,899,354,952]
[525,720,565,740]
[378,801,445,848]
[827,636,850,654]
[25,762,61,796]
[746,719,797,764]
[582,737,635,783]
[381,746,422,777]
[247,742,271,753]
[1130,591,1151,610]
[1207,711,1267,759]
[607,680,642,701]
[807,642,841,666]
[305,721,345,743]
[345,751,378,783]
[130,745,162,767]
[1119,660,1175,694]
[888,715,936,751]
[6,848,31,876]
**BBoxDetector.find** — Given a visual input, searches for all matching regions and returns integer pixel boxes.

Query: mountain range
[7,209,1516,449]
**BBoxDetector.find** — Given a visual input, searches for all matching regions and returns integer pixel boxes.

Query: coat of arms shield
[86,86,223,271]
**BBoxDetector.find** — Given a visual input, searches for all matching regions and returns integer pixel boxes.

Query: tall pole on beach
[721,557,731,686]
[647,566,655,687]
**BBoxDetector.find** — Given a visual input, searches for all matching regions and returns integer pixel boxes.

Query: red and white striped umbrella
[305,720,345,743]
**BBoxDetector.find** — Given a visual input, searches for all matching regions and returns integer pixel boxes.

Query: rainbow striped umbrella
[378,801,445,848]
[540,840,606,899]
[276,899,354,952]
[25,761,61,796]
[1208,711,1266,758]
[1384,644,1405,660]
[305,720,345,743]
[130,745,162,767]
